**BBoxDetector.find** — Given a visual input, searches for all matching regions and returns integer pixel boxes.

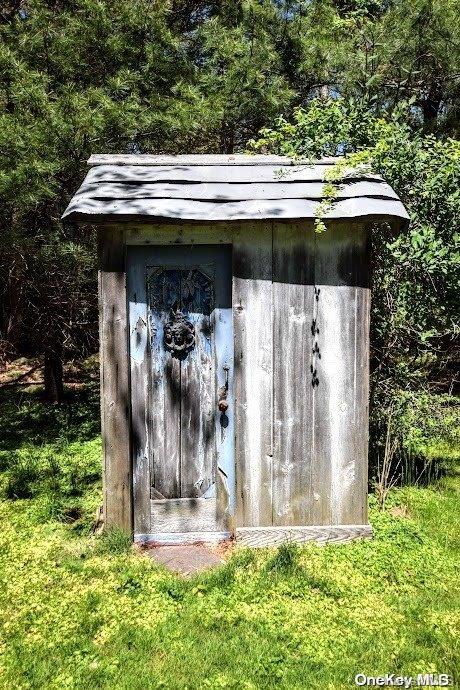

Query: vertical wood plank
[98,228,132,534]
[233,223,273,527]
[180,267,215,498]
[313,223,370,525]
[212,247,235,531]
[353,285,370,525]
[126,248,150,535]
[272,222,316,525]
[147,267,181,500]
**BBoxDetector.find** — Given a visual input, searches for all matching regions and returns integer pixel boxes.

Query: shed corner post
[98,226,133,537]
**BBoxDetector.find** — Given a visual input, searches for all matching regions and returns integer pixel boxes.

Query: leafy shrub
[248,98,460,484]
[374,392,460,486]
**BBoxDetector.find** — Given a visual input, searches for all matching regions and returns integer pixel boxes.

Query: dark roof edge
[62,212,410,231]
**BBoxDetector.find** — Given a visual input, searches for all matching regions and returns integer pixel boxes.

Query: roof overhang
[62,154,410,230]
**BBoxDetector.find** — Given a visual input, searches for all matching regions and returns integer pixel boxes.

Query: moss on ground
[0,386,458,689]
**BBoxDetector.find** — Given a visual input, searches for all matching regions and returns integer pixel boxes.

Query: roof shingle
[62,154,409,226]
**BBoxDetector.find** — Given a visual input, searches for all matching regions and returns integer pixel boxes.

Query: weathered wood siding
[233,224,273,527]
[126,247,150,536]
[313,224,370,525]
[104,220,371,535]
[232,220,370,528]
[98,228,132,534]
[272,223,315,526]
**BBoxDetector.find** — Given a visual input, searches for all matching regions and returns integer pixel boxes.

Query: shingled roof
[62,154,409,226]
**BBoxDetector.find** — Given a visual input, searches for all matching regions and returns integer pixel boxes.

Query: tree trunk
[44,343,64,403]
[421,94,442,132]
[219,118,235,153]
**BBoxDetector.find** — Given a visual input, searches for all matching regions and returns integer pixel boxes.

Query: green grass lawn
[0,385,458,690]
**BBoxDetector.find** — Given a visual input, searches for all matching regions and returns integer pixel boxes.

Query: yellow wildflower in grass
[0,388,459,689]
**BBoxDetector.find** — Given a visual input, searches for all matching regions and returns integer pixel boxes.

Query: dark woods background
[1,0,459,486]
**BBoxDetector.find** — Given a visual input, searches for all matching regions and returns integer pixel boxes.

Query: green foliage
[400,395,460,465]
[265,542,300,575]
[1,0,460,375]
[0,385,101,529]
[247,98,370,158]
[95,527,132,556]
[373,392,460,485]
[0,383,458,688]
[0,383,100,449]
[248,97,459,480]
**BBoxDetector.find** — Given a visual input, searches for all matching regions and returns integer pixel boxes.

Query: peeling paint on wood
[128,244,234,539]
[150,497,219,533]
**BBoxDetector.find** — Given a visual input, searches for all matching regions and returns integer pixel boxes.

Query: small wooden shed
[63,154,408,546]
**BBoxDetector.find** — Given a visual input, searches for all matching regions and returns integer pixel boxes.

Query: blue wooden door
[128,245,234,543]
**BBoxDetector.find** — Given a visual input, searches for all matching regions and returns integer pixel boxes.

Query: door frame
[127,243,235,544]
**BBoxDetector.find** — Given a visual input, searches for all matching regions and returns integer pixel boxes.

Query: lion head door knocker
[163,304,195,359]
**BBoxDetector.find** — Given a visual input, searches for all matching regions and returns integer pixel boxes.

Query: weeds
[375,409,401,509]
[0,387,101,532]
[265,542,300,575]
[0,384,458,689]
[373,392,460,507]
[95,527,132,556]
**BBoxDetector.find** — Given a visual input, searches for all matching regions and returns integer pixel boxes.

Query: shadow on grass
[0,383,100,451]
[0,382,102,531]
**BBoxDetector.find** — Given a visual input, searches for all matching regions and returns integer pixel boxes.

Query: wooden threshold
[134,524,372,547]
[134,531,232,546]
[236,524,373,547]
